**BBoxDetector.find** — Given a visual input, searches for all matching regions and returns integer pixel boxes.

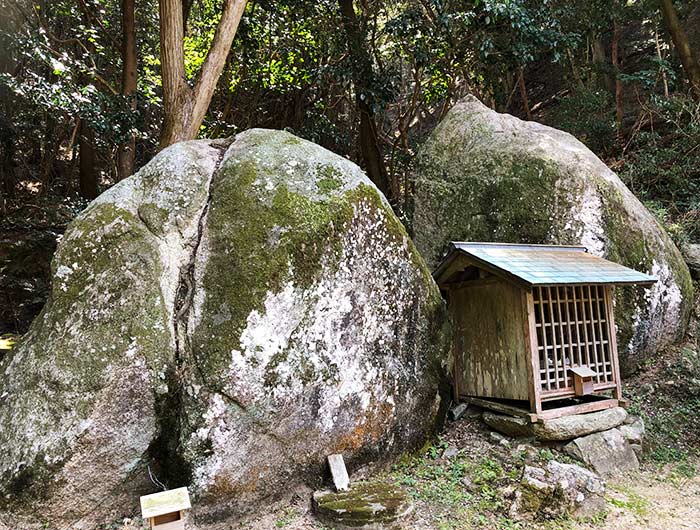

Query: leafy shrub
[547,88,616,155]
[619,95,700,241]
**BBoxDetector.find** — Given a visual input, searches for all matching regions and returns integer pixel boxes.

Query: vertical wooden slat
[604,286,623,399]
[570,285,582,368]
[585,285,602,383]
[546,286,561,389]
[554,286,569,388]
[595,285,610,382]
[523,290,542,413]
[578,286,592,369]
[536,286,551,391]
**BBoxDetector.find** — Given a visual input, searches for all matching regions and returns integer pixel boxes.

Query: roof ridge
[452,242,587,252]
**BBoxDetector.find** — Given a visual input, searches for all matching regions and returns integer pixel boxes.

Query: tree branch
[189,0,247,138]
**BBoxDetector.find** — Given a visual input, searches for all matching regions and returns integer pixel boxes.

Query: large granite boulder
[680,243,700,279]
[413,96,692,371]
[0,130,450,529]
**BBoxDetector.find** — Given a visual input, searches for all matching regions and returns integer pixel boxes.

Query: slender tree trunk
[592,34,614,92]
[658,0,700,96]
[117,0,137,181]
[160,0,191,146]
[655,25,670,98]
[337,0,391,200]
[566,48,583,87]
[612,19,624,144]
[0,131,15,200]
[79,123,99,200]
[517,66,532,120]
[159,0,248,148]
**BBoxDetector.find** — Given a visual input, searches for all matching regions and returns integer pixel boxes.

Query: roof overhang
[433,242,658,289]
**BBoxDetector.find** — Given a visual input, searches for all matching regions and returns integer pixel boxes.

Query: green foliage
[390,439,516,526]
[626,343,700,469]
[548,88,616,154]
[620,96,700,241]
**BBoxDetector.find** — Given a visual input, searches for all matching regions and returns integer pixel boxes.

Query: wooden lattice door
[532,285,618,398]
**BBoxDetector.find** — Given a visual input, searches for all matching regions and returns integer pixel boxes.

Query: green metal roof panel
[437,242,657,287]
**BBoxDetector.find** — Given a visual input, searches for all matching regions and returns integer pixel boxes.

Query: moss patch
[313,481,413,527]
[414,152,569,267]
[189,157,364,384]
[316,164,344,194]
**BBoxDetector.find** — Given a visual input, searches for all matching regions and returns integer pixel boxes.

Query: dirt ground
[228,415,700,530]
[575,466,700,530]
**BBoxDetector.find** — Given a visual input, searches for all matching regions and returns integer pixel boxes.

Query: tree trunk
[337,0,391,200]
[655,25,670,98]
[159,0,247,148]
[591,34,614,92]
[79,123,99,200]
[517,66,532,120]
[117,0,137,181]
[612,19,624,144]
[658,0,700,96]
[0,121,15,200]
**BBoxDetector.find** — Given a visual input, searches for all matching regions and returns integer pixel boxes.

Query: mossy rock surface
[313,481,413,528]
[0,130,450,529]
[412,95,692,371]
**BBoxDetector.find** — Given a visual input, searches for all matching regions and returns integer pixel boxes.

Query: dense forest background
[2,0,700,335]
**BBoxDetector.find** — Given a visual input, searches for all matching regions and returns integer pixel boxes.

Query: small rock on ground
[449,403,469,421]
[483,411,534,438]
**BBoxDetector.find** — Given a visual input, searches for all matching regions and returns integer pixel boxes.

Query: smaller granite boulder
[619,416,645,458]
[563,428,639,476]
[510,461,605,521]
[483,412,534,438]
[313,481,413,529]
[681,243,700,279]
[533,407,627,441]
[619,416,645,444]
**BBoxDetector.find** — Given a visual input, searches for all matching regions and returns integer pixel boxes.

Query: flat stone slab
[328,454,350,491]
[483,411,534,438]
[533,407,627,441]
[313,481,413,529]
[563,428,639,477]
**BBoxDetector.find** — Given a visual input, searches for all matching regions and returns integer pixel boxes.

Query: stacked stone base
[482,406,644,521]
[483,407,643,477]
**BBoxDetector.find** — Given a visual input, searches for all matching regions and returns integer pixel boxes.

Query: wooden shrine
[433,242,657,421]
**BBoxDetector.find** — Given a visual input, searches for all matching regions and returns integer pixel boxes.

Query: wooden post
[604,286,623,400]
[448,290,461,403]
[523,291,542,413]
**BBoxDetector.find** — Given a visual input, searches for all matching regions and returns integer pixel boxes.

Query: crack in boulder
[150,138,233,489]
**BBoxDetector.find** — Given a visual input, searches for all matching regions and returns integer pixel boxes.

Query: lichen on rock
[0,139,225,527]
[0,130,450,529]
[412,95,692,370]
[181,129,450,523]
